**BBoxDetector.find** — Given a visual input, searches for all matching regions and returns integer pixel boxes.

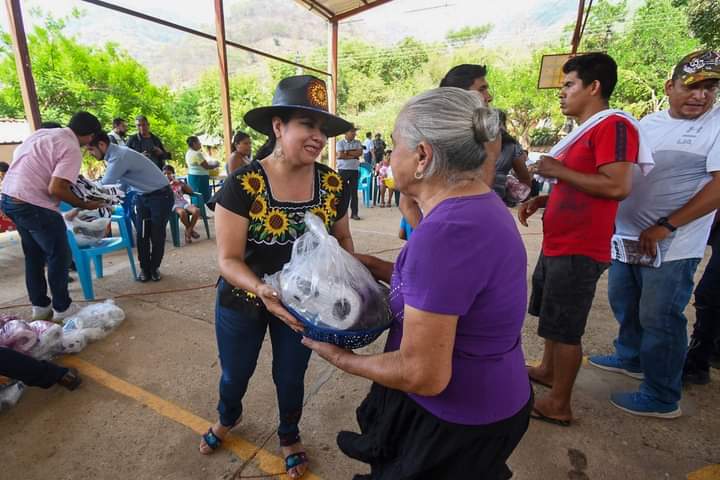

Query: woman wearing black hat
[200,75,354,479]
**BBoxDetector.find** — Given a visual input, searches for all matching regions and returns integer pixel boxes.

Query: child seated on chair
[375,157,391,207]
[163,165,201,244]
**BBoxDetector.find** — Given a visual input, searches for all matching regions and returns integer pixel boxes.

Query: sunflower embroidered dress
[216,161,347,310]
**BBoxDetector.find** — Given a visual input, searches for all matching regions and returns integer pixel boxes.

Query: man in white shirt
[107,118,127,146]
[590,50,720,418]
[362,131,374,164]
[336,125,364,220]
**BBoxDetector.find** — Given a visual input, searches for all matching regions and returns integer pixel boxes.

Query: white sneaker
[31,305,53,321]
[52,303,80,323]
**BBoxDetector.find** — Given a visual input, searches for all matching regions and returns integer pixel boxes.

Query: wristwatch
[656,217,677,232]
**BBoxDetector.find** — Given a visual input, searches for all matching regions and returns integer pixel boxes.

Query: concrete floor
[0,203,718,480]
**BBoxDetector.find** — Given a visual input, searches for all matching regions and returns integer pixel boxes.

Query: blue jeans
[133,187,173,273]
[1,196,71,311]
[215,283,311,446]
[609,258,700,404]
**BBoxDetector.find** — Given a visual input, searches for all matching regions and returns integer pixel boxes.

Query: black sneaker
[151,270,162,282]
[683,365,710,385]
[137,271,150,282]
[58,368,82,391]
[351,215,361,220]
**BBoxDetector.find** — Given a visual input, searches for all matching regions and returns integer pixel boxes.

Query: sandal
[199,428,222,454]
[58,368,82,391]
[285,451,309,478]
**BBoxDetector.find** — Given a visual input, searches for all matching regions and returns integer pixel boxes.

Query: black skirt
[338,383,532,480]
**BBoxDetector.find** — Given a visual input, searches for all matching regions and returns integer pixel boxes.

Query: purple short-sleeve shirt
[386,193,531,425]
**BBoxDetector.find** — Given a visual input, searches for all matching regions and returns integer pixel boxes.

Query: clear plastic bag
[64,300,125,333]
[265,212,390,331]
[0,381,24,413]
[64,209,111,247]
[0,320,38,353]
[61,329,88,353]
[28,321,63,360]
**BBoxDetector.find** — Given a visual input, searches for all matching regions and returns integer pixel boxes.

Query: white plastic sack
[28,321,63,360]
[64,209,111,247]
[61,329,88,353]
[265,212,390,331]
[0,381,24,413]
[64,300,125,332]
[0,320,38,353]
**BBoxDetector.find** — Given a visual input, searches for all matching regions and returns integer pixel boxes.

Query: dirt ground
[0,203,718,480]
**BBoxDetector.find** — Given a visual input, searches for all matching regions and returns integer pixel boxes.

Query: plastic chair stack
[358,163,374,208]
[169,192,211,247]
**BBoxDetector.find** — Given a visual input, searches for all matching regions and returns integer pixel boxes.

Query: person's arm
[227,152,242,173]
[180,182,194,195]
[48,177,104,210]
[100,155,128,186]
[214,204,303,331]
[303,305,457,396]
[399,194,423,229]
[532,157,633,200]
[512,151,533,187]
[354,253,393,283]
[152,136,171,160]
[331,212,354,253]
[638,172,720,257]
[518,195,549,226]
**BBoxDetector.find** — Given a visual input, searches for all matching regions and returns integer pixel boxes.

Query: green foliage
[529,127,561,147]
[0,12,190,169]
[446,25,493,43]
[672,0,720,48]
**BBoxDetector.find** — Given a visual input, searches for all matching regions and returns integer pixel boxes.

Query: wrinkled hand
[518,196,544,227]
[301,337,351,367]
[530,155,564,179]
[256,283,304,333]
[638,225,671,257]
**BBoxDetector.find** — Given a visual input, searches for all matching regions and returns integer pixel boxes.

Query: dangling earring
[414,170,424,180]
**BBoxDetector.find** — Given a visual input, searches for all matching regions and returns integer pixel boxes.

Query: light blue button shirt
[101,143,169,193]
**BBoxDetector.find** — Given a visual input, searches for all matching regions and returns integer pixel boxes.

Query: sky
[0,0,577,45]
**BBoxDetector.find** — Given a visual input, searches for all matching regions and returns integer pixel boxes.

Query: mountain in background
[61,0,640,89]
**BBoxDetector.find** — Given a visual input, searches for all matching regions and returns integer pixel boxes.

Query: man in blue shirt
[87,132,174,282]
[336,125,364,220]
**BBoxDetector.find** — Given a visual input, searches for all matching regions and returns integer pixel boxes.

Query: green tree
[446,25,493,44]
[672,0,720,48]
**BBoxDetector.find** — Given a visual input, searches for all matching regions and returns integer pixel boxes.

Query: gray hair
[395,87,499,182]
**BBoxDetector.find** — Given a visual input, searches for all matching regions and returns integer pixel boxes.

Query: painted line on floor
[59,356,322,480]
[687,464,720,480]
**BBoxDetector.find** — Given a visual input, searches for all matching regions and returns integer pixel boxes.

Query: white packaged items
[0,382,25,412]
[63,209,111,247]
[61,329,88,353]
[0,320,38,353]
[265,212,390,331]
[63,300,125,333]
[27,321,63,360]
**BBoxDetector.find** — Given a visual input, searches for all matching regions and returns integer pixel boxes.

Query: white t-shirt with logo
[615,106,720,262]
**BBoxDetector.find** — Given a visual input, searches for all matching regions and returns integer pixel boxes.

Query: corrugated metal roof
[294,0,392,20]
[0,119,30,145]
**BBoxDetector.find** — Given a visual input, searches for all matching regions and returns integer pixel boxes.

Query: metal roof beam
[331,0,394,22]
[81,0,330,76]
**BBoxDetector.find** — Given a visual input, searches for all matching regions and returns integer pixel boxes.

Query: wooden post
[214,0,232,159]
[570,0,586,54]
[328,20,339,169]
[5,0,41,130]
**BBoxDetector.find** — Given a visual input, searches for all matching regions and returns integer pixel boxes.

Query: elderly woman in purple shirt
[303,87,532,479]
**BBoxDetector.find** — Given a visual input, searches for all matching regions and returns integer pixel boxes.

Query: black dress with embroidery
[216,161,347,310]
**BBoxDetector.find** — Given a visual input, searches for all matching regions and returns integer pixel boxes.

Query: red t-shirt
[542,115,639,262]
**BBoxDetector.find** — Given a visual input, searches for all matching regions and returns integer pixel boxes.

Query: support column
[5,0,41,130]
[328,20,338,169]
[214,0,233,158]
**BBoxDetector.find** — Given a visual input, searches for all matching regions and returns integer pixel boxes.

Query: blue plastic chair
[358,164,373,208]
[65,213,137,300]
[169,192,211,247]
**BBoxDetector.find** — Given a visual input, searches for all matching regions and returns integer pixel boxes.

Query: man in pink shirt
[1,112,104,322]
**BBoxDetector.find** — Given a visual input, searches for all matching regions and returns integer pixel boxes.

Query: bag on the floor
[28,321,63,360]
[265,212,391,331]
[0,320,38,353]
[0,381,24,413]
[63,300,125,339]
[64,209,111,247]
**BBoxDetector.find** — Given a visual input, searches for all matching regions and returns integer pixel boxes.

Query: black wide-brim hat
[244,75,353,138]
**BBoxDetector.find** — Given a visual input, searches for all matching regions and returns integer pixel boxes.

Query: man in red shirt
[518,53,639,426]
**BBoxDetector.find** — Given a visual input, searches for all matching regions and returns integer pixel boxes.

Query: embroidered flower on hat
[307,79,328,110]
